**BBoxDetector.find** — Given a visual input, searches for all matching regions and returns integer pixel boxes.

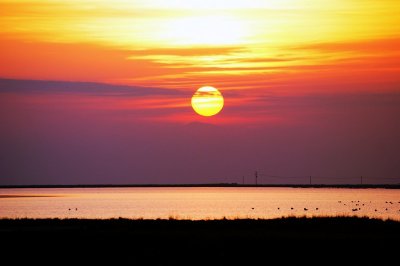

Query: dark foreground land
[1,217,399,265]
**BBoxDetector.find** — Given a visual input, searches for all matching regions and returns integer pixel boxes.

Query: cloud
[129,47,244,57]
[0,78,185,97]
[291,37,400,54]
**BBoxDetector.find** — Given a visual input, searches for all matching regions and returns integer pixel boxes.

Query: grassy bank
[1,216,399,264]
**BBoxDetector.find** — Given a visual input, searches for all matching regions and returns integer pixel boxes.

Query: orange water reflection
[0,187,399,220]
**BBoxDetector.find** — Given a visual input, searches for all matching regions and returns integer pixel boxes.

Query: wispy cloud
[0,78,184,96]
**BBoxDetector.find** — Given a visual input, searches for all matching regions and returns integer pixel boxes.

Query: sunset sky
[1,0,399,185]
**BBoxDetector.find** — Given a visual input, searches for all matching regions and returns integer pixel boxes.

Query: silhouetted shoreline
[1,217,399,265]
[1,183,400,189]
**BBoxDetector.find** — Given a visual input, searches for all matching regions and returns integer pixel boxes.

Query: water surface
[1,187,399,220]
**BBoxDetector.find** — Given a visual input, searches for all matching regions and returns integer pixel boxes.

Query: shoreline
[1,183,400,189]
[2,215,400,222]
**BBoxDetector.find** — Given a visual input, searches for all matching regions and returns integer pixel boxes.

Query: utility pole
[242,176,245,185]
[255,171,258,186]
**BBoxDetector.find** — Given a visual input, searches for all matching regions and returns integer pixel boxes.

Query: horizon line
[1,183,400,189]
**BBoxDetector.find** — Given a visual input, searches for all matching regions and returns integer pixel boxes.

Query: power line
[258,173,308,179]
[255,171,400,184]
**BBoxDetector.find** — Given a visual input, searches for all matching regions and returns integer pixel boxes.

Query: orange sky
[1,0,400,124]
[1,0,399,89]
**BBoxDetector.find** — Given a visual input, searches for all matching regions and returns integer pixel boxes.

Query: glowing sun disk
[191,86,224,117]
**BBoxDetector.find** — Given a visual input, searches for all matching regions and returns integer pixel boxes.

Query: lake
[1,187,399,220]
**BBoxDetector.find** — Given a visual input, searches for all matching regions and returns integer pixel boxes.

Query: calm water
[1,187,400,220]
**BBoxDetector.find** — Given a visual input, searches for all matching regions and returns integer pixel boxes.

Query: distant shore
[1,217,399,264]
[1,183,400,189]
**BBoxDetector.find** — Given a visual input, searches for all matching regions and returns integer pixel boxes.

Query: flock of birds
[65,201,400,217]
[337,200,400,213]
[251,200,400,213]
[68,202,400,212]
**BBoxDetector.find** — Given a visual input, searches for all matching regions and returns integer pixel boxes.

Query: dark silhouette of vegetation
[1,217,399,265]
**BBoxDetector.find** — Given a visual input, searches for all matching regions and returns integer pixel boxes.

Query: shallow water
[0,187,399,220]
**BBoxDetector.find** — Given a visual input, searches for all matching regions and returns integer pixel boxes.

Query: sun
[191,86,224,117]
